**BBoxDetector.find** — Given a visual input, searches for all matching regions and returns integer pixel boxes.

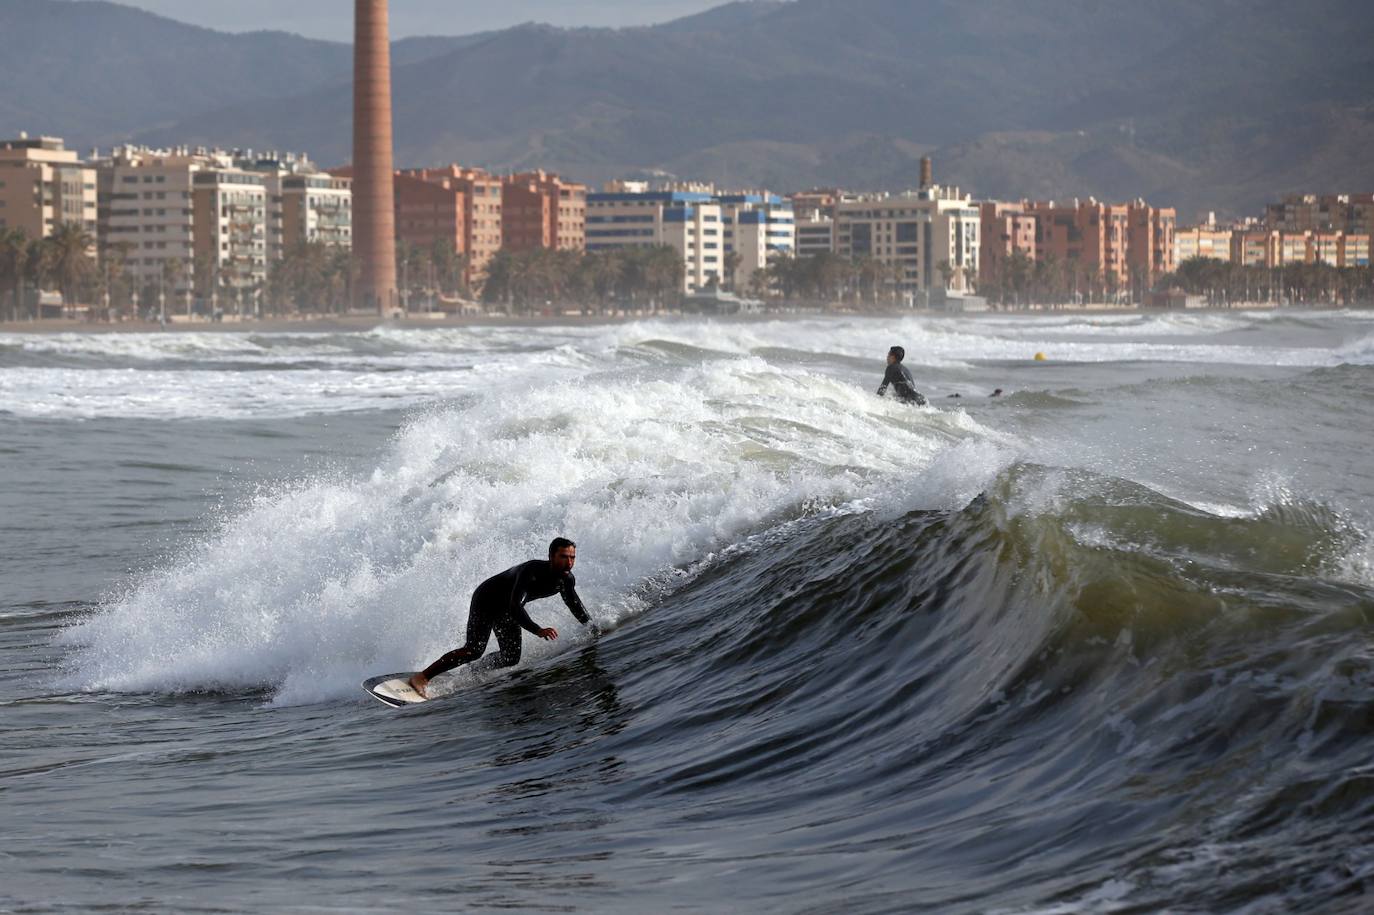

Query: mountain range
[3,0,1372,218]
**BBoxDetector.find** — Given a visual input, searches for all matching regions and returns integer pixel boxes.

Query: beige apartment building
[1175,225,1234,263]
[97,146,346,309]
[834,185,981,295]
[1228,229,1369,268]
[0,134,97,243]
[95,146,218,302]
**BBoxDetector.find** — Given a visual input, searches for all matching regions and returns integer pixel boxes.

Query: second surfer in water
[876,345,927,405]
[410,538,592,697]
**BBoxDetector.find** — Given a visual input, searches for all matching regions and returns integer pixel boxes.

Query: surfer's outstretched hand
[409,673,429,698]
[537,627,558,641]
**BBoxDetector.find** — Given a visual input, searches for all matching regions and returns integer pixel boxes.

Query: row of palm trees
[481,246,685,313]
[0,224,101,321]
[1161,257,1374,307]
[11,222,1373,323]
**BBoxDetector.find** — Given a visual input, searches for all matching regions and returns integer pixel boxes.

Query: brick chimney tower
[920,156,933,191]
[353,0,398,314]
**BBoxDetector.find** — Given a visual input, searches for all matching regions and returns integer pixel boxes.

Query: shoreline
[0,301,1357,335]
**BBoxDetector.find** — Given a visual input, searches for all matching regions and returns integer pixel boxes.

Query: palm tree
[41,222,96,310]
[641,246,684,312]
[588,251,624,312]
[723,250,743,292]
[0,228,31,322]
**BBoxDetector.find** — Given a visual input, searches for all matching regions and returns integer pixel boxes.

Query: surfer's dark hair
[549,537,576,557]
[889,346,905,362]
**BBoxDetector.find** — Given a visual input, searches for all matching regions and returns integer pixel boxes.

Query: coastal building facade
[1228,229,1370,268]
[235,152,350,263]
[280,173,353,252]
[1174,225,1234,263]
[794,208,835,257]
[95,146,218,302]
[978,201,1038,279]
[192,168,269,308]
[834,186,980,293]
[716,193,795,292]
[501,170,586,252]
[586,184,724,293]
[1127,200,1177,282]
[396,165,503,285]
[1026,199,1131,290]
[0,135,98,245]
[1266,193,1374,237]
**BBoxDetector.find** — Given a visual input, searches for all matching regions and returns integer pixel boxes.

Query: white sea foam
[44,313,1374,702]
[58,355,1001,704]
[6,314,1369,420]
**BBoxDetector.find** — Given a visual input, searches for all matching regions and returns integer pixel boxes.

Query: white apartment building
[235,152,351,262]
[586,185,725,293]
[716,193,795,292]
[279,173,352,253]
[795,208,836,257]
[835,186,980,294]
[192,168,268,308]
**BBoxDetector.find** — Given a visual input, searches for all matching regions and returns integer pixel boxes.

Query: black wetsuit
[422,560,589,679]
[877,362,927,405]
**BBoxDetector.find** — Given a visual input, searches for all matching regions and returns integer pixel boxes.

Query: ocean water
[2,311,1372,913]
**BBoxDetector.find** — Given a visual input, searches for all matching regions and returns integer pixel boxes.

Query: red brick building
[978,201,1037,277]
[1127,200,1177,284]
[1027,199,1131,290]
[395,165,502,284]
[501,170,586,252]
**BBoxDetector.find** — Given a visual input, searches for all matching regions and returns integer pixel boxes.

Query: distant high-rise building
[352,0,398,312]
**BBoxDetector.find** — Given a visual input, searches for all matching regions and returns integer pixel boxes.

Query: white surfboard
[362,671,428,707]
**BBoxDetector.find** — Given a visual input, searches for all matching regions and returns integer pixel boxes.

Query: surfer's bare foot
[409,673,429,698]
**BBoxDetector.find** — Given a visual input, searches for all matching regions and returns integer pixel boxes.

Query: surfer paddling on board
[409,538,592,698]
[876,345,927,405]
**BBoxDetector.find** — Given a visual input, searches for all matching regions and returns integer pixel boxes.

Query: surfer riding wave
[409,538,592,697]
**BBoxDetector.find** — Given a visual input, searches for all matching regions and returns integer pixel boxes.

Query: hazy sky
[104,1,729,42]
